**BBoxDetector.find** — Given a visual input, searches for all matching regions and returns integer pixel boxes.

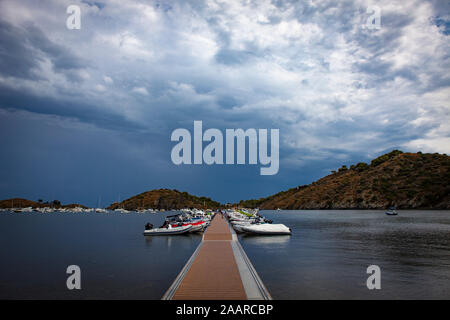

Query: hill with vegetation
[107,188,221,210]
[0,198,87,209]
[2,151,448,211]
[238,151,450,209]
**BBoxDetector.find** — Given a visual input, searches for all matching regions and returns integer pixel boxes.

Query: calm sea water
[241,210,450,299]
[0,210,449,299]
[0,211,201,299]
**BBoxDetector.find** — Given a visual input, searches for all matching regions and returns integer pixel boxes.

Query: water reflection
[240,234,291,246]
[144,236,153,246]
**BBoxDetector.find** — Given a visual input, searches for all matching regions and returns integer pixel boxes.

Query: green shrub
[355,162,369,172]
[371,150,403,166]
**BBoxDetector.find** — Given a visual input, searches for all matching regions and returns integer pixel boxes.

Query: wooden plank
[172,214,246,300]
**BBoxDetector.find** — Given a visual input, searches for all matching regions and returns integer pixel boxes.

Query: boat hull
[241,224,291,235]
[143,225,192,236]
[232,224,247,233]
[188,221,207,232]
[171,221,207,232]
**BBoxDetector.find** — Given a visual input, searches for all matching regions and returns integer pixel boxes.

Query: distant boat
[385,206,398,216]
[114,208,130,214]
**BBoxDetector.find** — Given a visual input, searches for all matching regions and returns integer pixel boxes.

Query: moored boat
[241,224,291,235]
[171,220,207,232]
[232,224,247,233]
[143,223,192,236]
[385,206,398,216]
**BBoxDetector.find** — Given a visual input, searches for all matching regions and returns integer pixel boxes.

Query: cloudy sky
[0,0,449,206]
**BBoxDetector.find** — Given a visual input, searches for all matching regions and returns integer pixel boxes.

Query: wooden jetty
[162,213,272,300]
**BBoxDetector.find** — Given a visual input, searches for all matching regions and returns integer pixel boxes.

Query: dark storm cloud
[0,86,143,133]
[0,0,448,205]
[0,19,86,80]
[0,21,41,79]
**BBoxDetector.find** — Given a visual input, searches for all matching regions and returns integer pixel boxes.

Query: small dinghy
[241,224,291,235]
[143,223,192,236]
[385,206,398,216]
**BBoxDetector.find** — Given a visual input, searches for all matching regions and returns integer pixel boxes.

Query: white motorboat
[143,224,192,236]
[241,224,291,235]
[13,207,33,213]
[232,224,247,233]
[115,208,130,214]
[231,220,255,232]
[385,207,398,216]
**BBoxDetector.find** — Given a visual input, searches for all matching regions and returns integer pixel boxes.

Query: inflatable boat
[143,224,192,236]
[171,220,207,232]
[241,224,291,235]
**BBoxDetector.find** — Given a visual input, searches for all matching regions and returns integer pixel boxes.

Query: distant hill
[0,198,87,209]
[107,189,221,210]
[2,151,449,211]
[238,151,450,209]
[0,198,41,208]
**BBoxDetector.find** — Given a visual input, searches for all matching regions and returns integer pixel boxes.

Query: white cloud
[403,137,450,154]
[131,86,149,96]
[103,76,113,84]
[95,84,106,92]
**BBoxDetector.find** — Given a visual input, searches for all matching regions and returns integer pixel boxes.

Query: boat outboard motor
[145,223,153,230]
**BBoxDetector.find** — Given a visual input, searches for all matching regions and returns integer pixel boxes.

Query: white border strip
[231,241,272,300]
[226,218,272,300]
